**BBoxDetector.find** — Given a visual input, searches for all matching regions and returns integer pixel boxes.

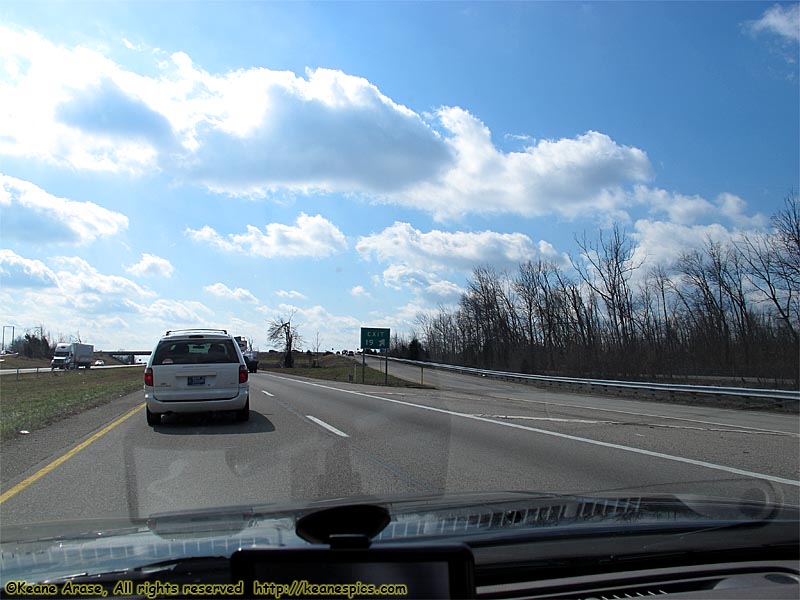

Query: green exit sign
[361,327,390,349]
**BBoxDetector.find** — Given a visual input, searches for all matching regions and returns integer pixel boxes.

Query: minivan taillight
[144,367,153,387]
[239,364,248,384]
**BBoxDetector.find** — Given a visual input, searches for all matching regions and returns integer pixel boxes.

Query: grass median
[0,367,143,441]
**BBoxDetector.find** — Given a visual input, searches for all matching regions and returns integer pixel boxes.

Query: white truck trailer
[51,343,94,370]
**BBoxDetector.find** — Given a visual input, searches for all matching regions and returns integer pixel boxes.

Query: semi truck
[51,342,94,370]
[234,336,259,373]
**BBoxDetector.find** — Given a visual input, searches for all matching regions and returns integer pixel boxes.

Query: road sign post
[360,327,390,384]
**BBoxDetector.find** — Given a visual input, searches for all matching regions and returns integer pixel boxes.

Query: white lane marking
[498,398,800,437]
[261,390,274,397]
[475,415,612,424]
[264,373,800,487]
[472,415,791,436]
[306,415,349,438]
[384,362,798,436]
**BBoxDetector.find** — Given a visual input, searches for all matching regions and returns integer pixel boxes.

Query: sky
[0,1,798,352]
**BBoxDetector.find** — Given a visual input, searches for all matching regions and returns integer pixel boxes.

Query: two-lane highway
[1,368,797,527]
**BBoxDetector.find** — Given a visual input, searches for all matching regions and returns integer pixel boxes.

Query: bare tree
[312,331,323,367]
[267,311,302,368]
[773,192,800,287]
[738,230,798,344]
[572,225,641,353]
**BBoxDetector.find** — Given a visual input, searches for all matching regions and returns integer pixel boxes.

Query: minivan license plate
[188,376,205,386]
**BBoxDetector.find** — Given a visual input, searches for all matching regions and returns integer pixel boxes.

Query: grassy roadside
[0,368,144,440]
[0,356,52,369]
[261,354,432,388]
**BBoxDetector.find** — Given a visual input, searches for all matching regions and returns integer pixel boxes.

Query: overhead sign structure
[360,327,390,350]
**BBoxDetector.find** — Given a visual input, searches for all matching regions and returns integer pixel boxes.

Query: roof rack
[164,328,228,336]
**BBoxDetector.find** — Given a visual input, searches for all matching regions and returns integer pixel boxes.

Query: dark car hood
[2,490,797,585]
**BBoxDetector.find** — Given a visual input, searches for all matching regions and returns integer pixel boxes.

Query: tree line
[413,194,799,386]
[6,330,56,360]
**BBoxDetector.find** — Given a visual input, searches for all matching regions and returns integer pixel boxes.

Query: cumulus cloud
[747,4,800,42]
[631,219,736,268]
[0,25,448,186]
[0,254,170,327]
[715,192,769,228]
[350,285,370,298]
[186,213,347,258]
[126,253,175,278]
[0,174,129,244]
[51,256,154,301]
[276,289,307,299]
[381,264,464,301]
[204,282,259,303]
[0,249,58,288]
[57,78,175,148]
[637,185,767,228]
[1,25,654,220]
[356,222,554,272]
[181,68,451,196]
[390,109,653,220]
[135,298,213,323]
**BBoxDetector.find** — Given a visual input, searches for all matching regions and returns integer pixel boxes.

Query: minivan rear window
[153,340,239,365]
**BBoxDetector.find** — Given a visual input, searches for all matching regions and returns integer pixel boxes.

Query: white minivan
[144,329,250,426]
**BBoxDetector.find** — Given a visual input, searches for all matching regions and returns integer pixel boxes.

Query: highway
[1,365,798,527]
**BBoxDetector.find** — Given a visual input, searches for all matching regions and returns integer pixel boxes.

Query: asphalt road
[1,365,798,527]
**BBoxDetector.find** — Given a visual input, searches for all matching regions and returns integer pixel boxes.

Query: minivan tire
[146,407,161,426]
[235,396,250,422]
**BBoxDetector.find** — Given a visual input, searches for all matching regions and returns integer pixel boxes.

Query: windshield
[0,0,798,577]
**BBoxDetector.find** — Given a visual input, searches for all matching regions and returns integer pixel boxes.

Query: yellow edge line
[0,403,145,505]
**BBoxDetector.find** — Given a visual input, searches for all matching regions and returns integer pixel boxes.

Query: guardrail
[383,356,800,403]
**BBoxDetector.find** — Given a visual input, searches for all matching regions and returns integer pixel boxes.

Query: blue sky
[1,2,798,352]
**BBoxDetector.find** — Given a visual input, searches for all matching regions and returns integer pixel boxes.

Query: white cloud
[631,219,736,268]
[390,109,652,220]
[748,4,800,42]
[204,282,259,303]
[0,25,447,187]
[52,256,154,300]
[636,185,768,228]
[135,299,213,323]
[637,186,715,225]
[0,27,165,173]
[381,264,464,302]
[350,285,370,298]
[0,25,653,220]
[0,174,129,244]
[356,222,550,272]
[126,253,174,278]
[186,213,347,258]
[0,249,58,288]
[715,192,769,229]
[276,289,307,300]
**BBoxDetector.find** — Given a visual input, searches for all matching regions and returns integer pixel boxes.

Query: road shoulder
[1,390,144,490]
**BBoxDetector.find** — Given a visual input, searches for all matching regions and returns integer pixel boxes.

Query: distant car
[347,350,355,356]
[143,329,250,426]
[94,359,105,366]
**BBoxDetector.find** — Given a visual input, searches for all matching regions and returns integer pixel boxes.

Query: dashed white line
[261,390,274,397]
[306,415,349,438]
